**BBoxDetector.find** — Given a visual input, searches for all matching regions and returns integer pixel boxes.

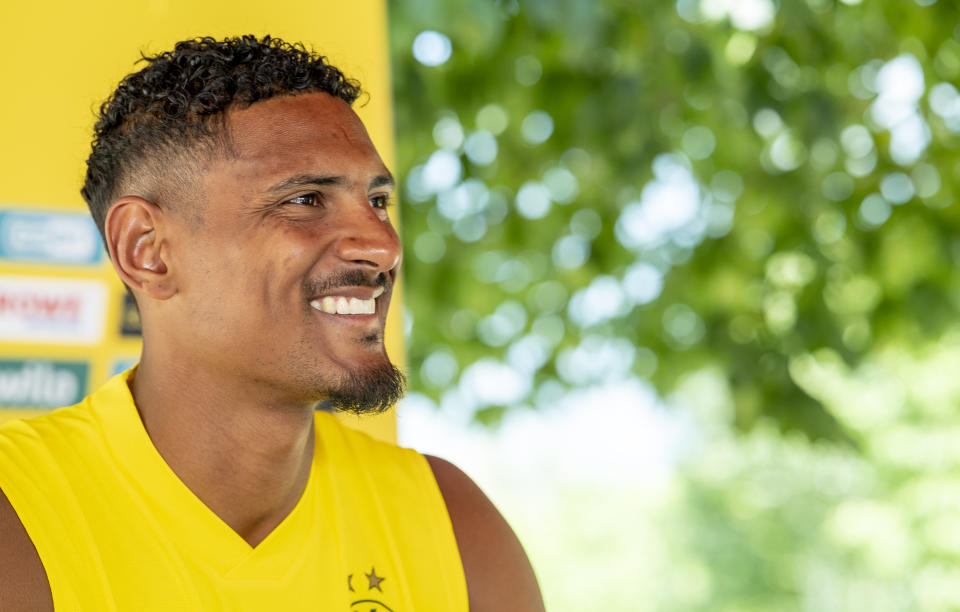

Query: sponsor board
[0,209,104,266]
[0,359,88,408]
[0,275,107,344]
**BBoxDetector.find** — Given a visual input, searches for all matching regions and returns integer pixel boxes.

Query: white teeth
[309,295,377,315]
[372,286,385,299]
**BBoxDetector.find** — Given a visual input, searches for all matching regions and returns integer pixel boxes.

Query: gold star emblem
[365,567,385,592]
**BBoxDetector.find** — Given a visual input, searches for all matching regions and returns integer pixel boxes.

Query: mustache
[303,270,388,297]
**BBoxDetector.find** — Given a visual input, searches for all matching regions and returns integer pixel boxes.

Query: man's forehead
[225,92,375,160]
[210,92,388,191]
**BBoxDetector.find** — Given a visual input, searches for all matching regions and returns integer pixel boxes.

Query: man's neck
[130,355,316,548]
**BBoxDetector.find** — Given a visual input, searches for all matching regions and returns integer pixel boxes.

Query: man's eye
[370,195,393,209]
[287,193,322,206]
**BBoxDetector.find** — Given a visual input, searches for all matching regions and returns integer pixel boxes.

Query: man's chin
[323,361,407,415]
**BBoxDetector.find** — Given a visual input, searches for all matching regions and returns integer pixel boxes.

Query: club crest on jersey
[347,567,394,611]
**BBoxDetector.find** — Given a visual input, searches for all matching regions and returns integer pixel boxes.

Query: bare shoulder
[424,454,545,612]
[0,488,53,612]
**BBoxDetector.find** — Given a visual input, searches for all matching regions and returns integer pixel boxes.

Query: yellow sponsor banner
[0,0,401,442]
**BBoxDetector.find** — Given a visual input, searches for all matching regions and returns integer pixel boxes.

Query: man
[0,35,544,611]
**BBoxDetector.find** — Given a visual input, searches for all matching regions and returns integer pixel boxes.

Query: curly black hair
[81,35,362,239]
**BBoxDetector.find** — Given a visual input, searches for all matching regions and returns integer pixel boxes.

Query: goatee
[323,363,407,415]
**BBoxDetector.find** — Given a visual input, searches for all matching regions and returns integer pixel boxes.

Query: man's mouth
[309,286,385,315]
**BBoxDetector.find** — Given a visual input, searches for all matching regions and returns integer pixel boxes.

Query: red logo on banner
[0,291,81,322]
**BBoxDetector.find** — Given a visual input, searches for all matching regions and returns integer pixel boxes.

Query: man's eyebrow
[266,174,346,194]
[369,173,395,190]
[265,173,395,194]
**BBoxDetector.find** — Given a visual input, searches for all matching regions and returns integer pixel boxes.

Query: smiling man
[0,36,544,612]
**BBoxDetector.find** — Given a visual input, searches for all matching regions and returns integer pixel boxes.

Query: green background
[390,0,960,609]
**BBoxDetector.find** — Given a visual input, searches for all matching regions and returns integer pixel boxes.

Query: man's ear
[104,196,177,300]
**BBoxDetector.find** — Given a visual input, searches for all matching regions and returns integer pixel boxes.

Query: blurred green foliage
[503,340,960,610]
[389,0,960,442]
[389,2,960,608]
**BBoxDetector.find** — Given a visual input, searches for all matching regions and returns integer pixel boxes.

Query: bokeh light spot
[472,250,506,283]
[858,194,892,228]
[753,108,784,138]
[421,349,459,388]
[871,54,931,165]
[506,334,551,373]
[810,138,839,171]
[516,181,552,219]
[840,124,874,158]
[412,30,453,66]
[767,131,807,172]
[543,167,579,203]
[413,231,446,263]
[531,314,565,346]
[453,215,488,242]
[529,280,569,314]
[912,163,942,198]
[477,300,528,347]
[521,110,554,145]
[683,126,717,160]
[557,336,636,385]
[515,55,543,86]
[623,262,664,305]
[615,154,702,250]
[880,172,915,204]
[662,303,706,348]
[461,358,531,406]
[814,209,847,244]
[764,290,797,334]
[705,201,735,238]
[821,172,855,201]
[464,130,498,165]
[570,208,602,239]
[437,179,488,221]
[766,251,817,289]
[725,32,757,65]
[710,170,744,203]
[701,0,777,31]
[433,116,464,150]
[552,235,590,270]
[569,276,628,328]
[475,104,509,135]
[422,150,462,193]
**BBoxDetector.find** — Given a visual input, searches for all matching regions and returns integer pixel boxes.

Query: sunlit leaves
[390,0,960,442]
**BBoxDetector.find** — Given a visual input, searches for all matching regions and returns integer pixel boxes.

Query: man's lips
[309,286,385,315]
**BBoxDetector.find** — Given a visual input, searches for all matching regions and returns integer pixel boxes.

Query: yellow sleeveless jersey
[0,370,468,611]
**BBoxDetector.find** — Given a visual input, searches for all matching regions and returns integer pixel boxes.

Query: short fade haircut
[81,35,362,239]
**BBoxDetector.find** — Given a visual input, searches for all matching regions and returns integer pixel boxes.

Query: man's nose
[333,205,402,272]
